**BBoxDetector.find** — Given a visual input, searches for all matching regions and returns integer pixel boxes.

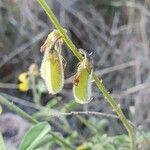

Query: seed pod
[40,29,63,53]
[40,30,65,94]
[40,50,64,94]
[73,51,93,104]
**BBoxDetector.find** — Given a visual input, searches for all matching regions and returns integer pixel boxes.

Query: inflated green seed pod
[40,50,64,94]
[40,30,64,94]
[73,54,93,104]
[40,29,63,53]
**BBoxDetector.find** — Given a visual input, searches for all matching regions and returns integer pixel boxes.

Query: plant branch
[0,95,75,150]
[37,0,135,149]
[48,111,118,119]
[0,95,38,124]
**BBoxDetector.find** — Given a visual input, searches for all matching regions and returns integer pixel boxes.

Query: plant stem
[0,95,38,124]
[37,0,83,61]
[37,0,135,149]
[30,76,41,105]
[93,74,135,149]
[0,95,75,150]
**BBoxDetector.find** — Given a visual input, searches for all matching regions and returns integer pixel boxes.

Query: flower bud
[28,63,39,76]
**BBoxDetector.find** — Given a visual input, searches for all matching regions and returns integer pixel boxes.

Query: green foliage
[0,132,6,150]
[0,95,150,149]
[19,122,51,150]
[76,131,150,150]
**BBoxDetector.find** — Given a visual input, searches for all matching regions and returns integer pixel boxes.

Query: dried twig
[113,82,150,98]
[0,83,17,89]
[49,111,118,119]
[0,31,47,68]
[0,92,42,110]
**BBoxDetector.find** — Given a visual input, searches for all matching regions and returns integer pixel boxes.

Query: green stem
[37,0,135,149]
[93,74,135,149]
[0,95,38,124]
[0,95,74,150]
[30,76,41,105]
[37,0,83,61]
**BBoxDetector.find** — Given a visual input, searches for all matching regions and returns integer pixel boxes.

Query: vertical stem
[37,0,83,61]
[37,0,135,149]
[93,74,135,150]
[30,76,41,105]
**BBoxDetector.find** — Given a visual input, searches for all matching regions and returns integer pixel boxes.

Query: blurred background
[0,0,150,149]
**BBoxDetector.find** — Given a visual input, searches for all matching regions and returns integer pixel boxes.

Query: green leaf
[0,132,6,150]
[19,122,51,150]
[34,135,52,149]
[63,101,79,112]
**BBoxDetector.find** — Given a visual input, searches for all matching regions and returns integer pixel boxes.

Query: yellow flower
[73,51,93,104]
[18,72,29,92]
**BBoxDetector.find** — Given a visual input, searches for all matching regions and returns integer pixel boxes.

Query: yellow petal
[18,81,29,92]
[40,50,64,94]
[18,72,28,82]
